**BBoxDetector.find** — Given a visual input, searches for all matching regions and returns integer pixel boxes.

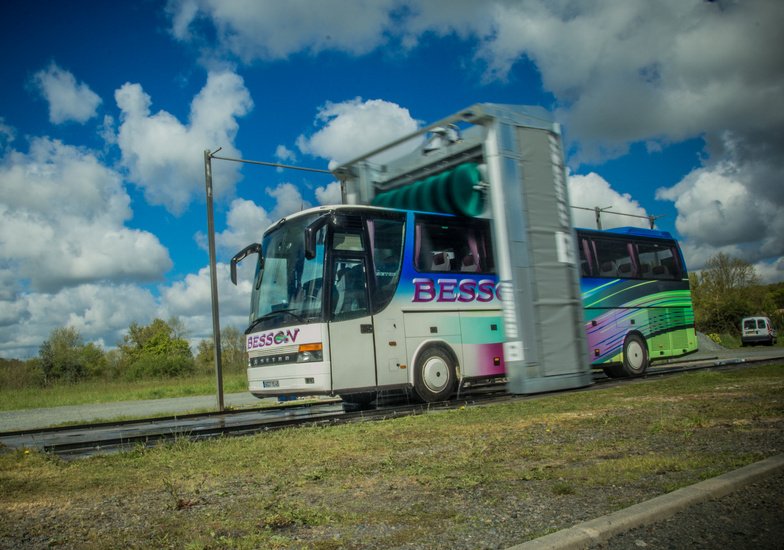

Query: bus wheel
[414,347,457,402]
[622,334,649,377]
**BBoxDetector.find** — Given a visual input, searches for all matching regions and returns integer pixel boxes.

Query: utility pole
[593,205,612,230]
[204,149,224,412]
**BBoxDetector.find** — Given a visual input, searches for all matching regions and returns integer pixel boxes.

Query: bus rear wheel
[621,334,649,377]
[414,347,457,403]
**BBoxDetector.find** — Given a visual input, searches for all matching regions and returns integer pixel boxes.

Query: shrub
[118,318,195,380]
[124,355,195,381]
[0,358,44,390]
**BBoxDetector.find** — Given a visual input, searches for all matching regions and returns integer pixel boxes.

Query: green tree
[167,315,188,340]
[120,318,195,379]
[38,327,106,384]
[81,342,108,379]
[767,283,784,310]
[195,326,248,375]
[691,253,762,334]
[0,357,44,389]
[195,338,215,375]
[222,326,248,373]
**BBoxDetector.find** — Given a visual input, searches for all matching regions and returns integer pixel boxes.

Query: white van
[741,316,777,346]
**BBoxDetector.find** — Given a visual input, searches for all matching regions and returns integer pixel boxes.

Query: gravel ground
[2,354,783,549]
[595,471,784,549]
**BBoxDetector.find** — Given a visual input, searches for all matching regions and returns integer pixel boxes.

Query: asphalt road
[0,391,265,432]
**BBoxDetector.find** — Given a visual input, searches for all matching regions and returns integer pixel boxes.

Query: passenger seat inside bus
[617,262,633,277]
[460,254,478,272]
[332,265,367,317]
[599,261,617,277]
[431,251,450,271]
[651,265,671,279]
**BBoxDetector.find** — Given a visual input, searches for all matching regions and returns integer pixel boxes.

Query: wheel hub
[627,340,644,370]
[423,356,449,393]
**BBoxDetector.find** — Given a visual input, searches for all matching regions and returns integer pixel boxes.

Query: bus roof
[577,226,675,241]
[269,207,676,243]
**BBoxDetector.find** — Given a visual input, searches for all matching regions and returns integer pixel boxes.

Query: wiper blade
[273,309,306,323]
[245,309,308,334]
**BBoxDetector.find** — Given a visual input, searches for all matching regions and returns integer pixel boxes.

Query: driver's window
[332,258,368,321]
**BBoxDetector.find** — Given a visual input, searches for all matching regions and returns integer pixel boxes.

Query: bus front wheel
[621,334,649,377]
[414,347,457,403]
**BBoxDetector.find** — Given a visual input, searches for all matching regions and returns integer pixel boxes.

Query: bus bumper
[247,364,331,396]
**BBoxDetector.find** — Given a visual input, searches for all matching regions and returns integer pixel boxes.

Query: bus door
[328,255,377,392]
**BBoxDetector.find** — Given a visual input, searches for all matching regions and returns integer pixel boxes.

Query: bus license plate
[263,380,280,388]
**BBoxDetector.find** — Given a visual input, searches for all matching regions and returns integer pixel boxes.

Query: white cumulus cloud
[197,183,310,256]
[656,156,784,271]
[215,198,272,253]
[160,262,253,340]
[275,144,296,163]
[568,172,651,230]
[115,70,253,214]
[0,283,159,359]
[32,63,102,124]
[0,137,172,293]
[315,181,342,205]
[297,98,420,168]
[168,0,400,61]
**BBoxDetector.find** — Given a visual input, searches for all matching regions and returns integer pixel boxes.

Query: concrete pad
[508,454,784,550]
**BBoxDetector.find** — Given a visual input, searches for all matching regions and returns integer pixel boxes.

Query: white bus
[232,204,502,405]
[231,202,697,404]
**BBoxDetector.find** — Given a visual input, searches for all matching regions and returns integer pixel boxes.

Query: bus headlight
[297,343,323,363]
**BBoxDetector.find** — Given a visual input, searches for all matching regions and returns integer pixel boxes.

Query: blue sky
[1,0,783,358]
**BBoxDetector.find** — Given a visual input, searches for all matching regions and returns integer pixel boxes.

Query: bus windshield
[250,215,326,329]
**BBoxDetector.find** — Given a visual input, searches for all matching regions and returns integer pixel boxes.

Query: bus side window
[579,237,593,276]
[367,217,405,312]
[414,216,495,274]
[332,259,369,320]
[594,238,633,278]
[637,242,679,280]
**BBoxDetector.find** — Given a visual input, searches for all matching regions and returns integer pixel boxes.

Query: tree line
[0,317,248,389]
[689,253,784,336]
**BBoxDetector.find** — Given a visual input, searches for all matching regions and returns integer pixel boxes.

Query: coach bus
[231,205,697,403]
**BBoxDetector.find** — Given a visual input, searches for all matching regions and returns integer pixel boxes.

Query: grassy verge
[0,372,248,411]
[1,364,783,549]
[710,331,784,349]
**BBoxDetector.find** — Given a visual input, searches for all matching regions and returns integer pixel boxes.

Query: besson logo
[247,328,301,351]
[412,278,501,303]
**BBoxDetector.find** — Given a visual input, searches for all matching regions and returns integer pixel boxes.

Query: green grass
[1,363,782,549]
[0,372,248,411]
[712,331,784,349]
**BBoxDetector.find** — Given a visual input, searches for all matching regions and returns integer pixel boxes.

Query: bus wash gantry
[332,103,591,395]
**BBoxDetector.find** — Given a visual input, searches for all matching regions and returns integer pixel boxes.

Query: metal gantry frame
[570,205,664,230]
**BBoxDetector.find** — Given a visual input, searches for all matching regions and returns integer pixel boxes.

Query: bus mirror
[230,243,262,285]
[305,213,330,260]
